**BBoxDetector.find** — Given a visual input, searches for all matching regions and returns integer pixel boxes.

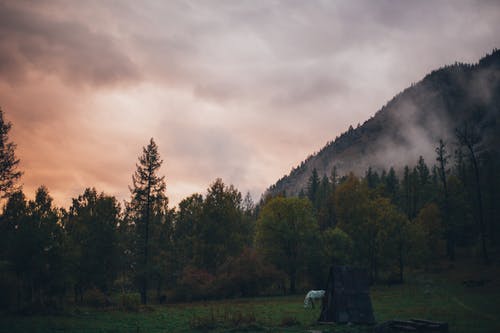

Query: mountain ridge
[266,49,500,197]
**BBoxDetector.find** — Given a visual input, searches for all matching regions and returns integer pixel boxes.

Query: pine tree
[0,108,22,197]
[128,138,167,304]
[436,139,454,260]
[307,168,320,208]
[416,156,431,211]
[385,167,399,203]
[365,167,380,189]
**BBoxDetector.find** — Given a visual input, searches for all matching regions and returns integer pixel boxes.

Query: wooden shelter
[318,266,375,324]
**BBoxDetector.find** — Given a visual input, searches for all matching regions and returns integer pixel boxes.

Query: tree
[447,175,474,247]
[174,193,203,273]
[365,167,380,189]
[321,227,353,266]
[26,186,69,307]
[317,175,335,230]
[193,179,246,273]
[456,124,488,263]
[375,198,409,282]
[413,203,443,266]
[334,173,371,241]
[2,187,70,308]
[128,138,168,304]
[0,108,22,197]
[307,168,320,208]
[416,156,432,211]
[334,174,377,279]
[334,173,408,283]
[401,166,409,218]
[66,188,121,301]
[436,139,454,260]
[242,191,255,216]
[0,190,29,308]
[255,197,318,293]
[384,167,399,203]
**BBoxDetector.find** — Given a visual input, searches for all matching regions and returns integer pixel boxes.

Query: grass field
[1,266,499,333]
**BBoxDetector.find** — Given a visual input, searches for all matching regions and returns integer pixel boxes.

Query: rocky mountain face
[267,49,500,197]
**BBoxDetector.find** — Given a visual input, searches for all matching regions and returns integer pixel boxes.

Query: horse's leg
[311,298,315,309]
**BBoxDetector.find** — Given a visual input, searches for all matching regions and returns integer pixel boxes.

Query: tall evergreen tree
[128,138,168,304]
[0,108,22,197]
[436,140,454,260]
[416,156,431,212]
[307,168,320,208]
[365,167,380,189]
[384,167,399,203]
[401,166,417,219]
[317,174,333,229]
[330,166,338,192]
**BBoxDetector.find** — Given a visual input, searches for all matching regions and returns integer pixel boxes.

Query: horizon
[1,1,499,208]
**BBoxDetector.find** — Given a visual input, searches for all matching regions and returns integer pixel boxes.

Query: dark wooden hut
[318,266,375,324]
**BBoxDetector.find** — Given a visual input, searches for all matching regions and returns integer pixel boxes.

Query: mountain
[266,49,500,197]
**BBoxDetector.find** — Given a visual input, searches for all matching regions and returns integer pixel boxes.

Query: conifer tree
[436,140,454,260]
[128,138,167,304]
[307,168,320,208]
[0,108,22,197]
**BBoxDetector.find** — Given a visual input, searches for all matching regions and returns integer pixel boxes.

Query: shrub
[214,248,285,298]
[178,266,215,301]
[119,292,141,312]
[84,288,108,307]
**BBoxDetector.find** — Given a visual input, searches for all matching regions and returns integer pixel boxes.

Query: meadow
[1,265,499,333]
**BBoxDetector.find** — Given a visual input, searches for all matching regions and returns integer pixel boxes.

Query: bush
[119,293,140,312]
[84,288,108,307]
[173,250,285,302]
[178,266,215,301]
[214,248,285,298]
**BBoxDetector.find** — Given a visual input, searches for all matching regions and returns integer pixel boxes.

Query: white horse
[303,290,325,309]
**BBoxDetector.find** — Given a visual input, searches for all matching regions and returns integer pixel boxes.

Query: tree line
[0,108,498,312]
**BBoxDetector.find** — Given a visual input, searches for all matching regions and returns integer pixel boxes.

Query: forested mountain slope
[267,49,500,197]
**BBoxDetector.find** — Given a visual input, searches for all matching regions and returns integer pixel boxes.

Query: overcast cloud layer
[1,0,499,207]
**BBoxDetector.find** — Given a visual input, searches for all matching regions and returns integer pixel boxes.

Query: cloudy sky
[1,0,499,208]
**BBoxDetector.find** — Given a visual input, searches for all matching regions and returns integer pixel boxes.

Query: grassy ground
[1,266,499,333]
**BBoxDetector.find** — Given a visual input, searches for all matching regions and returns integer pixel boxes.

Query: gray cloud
[0,1,140,87]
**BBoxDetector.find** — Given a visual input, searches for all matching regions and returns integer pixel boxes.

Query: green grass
[1,269,499,333]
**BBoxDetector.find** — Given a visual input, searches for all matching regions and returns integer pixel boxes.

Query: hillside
[267,49,500,197]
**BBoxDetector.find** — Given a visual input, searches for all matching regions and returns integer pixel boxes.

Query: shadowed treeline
[0,103,498,313]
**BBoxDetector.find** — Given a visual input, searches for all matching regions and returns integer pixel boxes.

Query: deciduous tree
[255,197,318,293]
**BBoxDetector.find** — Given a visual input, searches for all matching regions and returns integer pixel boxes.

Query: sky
[1,0,499,208]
